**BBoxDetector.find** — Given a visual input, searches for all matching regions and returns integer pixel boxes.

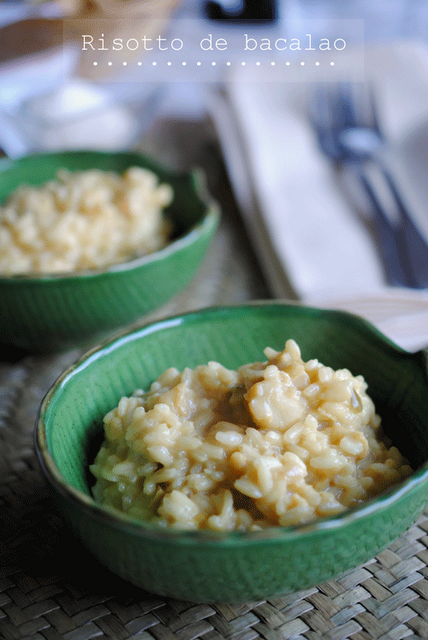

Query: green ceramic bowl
[0,150,219,352]
[35,302,428,603]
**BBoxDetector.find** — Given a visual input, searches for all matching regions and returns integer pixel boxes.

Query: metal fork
[309,81,428,289]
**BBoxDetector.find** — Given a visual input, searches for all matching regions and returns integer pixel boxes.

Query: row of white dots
[93,60,336,67]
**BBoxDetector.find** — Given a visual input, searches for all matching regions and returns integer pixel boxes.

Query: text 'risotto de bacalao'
[90,339,413,531]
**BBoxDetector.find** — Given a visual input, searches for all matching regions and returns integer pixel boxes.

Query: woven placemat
[2,449,428,640]
[1,122,428,640]
[2,278,428,640]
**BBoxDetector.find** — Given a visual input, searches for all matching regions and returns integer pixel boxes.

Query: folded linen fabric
[211,42,428,352]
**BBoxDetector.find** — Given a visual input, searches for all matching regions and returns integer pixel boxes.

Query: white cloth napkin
[211,42,428,352]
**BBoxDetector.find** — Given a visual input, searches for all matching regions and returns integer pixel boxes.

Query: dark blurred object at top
[205,0,277,23]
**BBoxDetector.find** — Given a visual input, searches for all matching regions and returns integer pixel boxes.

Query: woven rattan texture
[2,453,428,640]
[2,345,428,640]
[2,128,428,639]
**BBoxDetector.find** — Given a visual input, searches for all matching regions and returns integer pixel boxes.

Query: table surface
[2,117,428,640]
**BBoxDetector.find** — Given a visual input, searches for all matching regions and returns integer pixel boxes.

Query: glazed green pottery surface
[35,302,428,603]
[0,150,219,352]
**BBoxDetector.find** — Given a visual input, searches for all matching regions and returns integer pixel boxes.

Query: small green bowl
[0,150,219,352]
[35,302,428,603]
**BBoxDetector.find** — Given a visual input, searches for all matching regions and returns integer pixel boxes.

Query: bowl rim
[35,300,428,545]
[0,150,220,283]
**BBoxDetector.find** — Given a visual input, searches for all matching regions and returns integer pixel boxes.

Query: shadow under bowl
[35,301,428,602]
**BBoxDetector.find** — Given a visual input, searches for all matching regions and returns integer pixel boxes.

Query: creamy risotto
[0,166,173,275]
[90,339,413,531]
